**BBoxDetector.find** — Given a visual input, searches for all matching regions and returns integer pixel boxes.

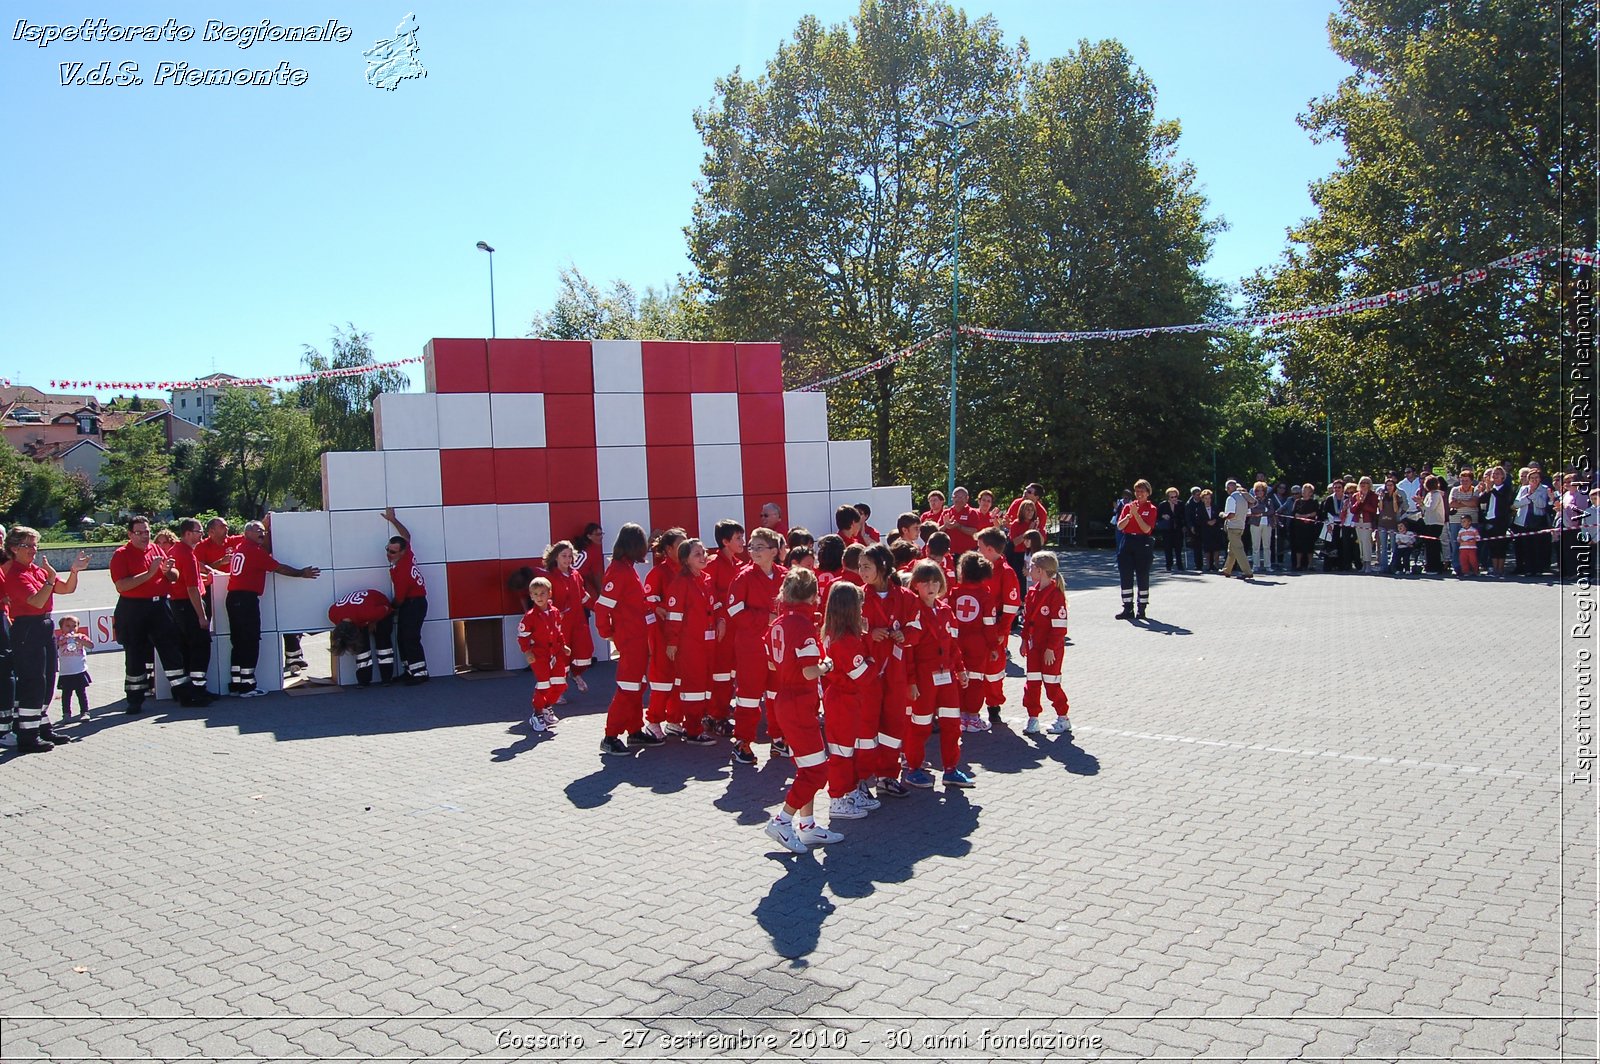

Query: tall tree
[688,0,1024,483]
[293,326,410,456]
[210,389,321,518]
[1249,0,1596,465]
[529,268,706,340]
[97,422,172,517]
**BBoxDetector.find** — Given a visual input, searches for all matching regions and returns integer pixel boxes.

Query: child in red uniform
[976,526,1022,719]
[706,520,746,734]
[544,541,591,698]
[813,534,847,634]
[641,528,685,742]
[516,578,567,732]
[662,539,719,744]
[762,568,844,853]
[786,544,814,570]
[594,524,656,755]
[925,531,957,585]
[950,551,999,734]
[840,544,867,585]
[902,561,975,790]
[858,544,919,799]
[889,541,918,575]
[724,527,787,765]
[821,581,876,821]
[854,503,882,545]
[1021,552,1072,736]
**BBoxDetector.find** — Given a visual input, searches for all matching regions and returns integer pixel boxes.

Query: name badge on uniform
[703,629,715,640]
[933,669,953,686]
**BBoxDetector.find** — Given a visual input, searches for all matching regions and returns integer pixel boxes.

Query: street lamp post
[933,114,977,498]
[475,241,496,338]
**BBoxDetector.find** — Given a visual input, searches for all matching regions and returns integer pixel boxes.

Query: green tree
[98,422,172,517]
[293,325,410,456]
[0,446,26,518]
[529,267,706,340]
[210,389,321,517]
[1249,0,1596,464]
[688,0,1024,483]
[170,437,230,515]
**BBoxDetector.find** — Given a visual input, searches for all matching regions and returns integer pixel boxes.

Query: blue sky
[2,1,1351,393]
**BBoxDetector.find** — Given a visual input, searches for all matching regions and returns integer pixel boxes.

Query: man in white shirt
[1398,466,1423,502]
[1220,478,1254,579]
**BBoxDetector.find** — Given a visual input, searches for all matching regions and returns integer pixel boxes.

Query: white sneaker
[765,818,808,853]
[1048,716,1072,735]
[238,688,267,699]
[645,722,667,740]
[970,715,992,732]
[853,784,881,811]
[1023,716,1042,735]
[828,795,868,820]
[527,714,547,732]
[662,721,687,738]
[572,674,588,693]
[797,823,844,846]
[0,732,15,748]
[541,709,560,728]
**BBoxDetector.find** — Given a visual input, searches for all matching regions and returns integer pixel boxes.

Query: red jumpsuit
[1021,582,1071,719]
[983,560,1022,705]
[705,548,744,725]
[822,633,872,799]
[904,597,965,774]
[723,561,787,745]
[643,560,680,726]
[516,605,567,711]
[950,579,1000,716]
[595,560,650,738]
[767,604,827,809]
[548,566,593,674]
[861,582,922,779]
[664,569,718,738]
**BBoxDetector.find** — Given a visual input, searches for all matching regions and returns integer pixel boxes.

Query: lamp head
[476,241,494,253]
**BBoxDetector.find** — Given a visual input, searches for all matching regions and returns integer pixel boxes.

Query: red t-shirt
[111,543,175,600]
[228,539,279,595]
[3,562,53,617]
[194,534,240,589]
[389,547,426,604]
[1117,499,1158,535]
[328,589,391,627]
[766,604,822,693]
[171,541,203,593]
[1005,497,1050,535]
[941,503,982,556]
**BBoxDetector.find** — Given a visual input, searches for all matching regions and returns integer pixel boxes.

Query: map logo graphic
[364,13,426,91]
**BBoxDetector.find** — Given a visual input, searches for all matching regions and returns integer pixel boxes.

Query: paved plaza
[2,554,1595,1061]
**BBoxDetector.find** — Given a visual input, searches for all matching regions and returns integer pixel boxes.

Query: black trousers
[171,599,211,692]
[115,597,186,705]
[0,612,13,732]
[11,615,57,711]
[225,590,262,691]
[1161,528,1185,570]
[353,617,396,685]
[1118,536,1154,609]
[396,597,428,677]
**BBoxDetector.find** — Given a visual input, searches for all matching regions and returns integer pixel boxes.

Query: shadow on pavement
[564,741,737,808]
[959,723,1101,778]
[754,789,980,961]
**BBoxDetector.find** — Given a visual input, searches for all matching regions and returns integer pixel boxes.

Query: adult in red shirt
[193,518,238,614]
[594,524,653,754]
[940,486,984,558]
[757,502,789,562]
[1005,484,1051,537]
[382,508,428,685]
[572,522,606,602]
[110,516,190,711]
[919,490,947,526]
[1115,480,1158,621]
[3,526,88,751]
[169,518,216,704]
[723,527,787,763]
[227,517,321,696]
[328,588,395,686]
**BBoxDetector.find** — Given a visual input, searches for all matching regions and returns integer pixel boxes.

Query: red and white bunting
[43,356,424,394]
[799,245,1596,389]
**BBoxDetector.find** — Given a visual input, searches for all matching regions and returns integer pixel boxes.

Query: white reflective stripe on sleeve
[534,680,550,690]
[937,706,961,719]
[962,671,980,683]
[985,671,1004,683]
[726,601,745,616]
[571,657,593,666]
[650,682,673,693]
[712,672,733,682]
[678,691,709,702]
[877,732,902,749]
[982,617,995,625]
[596,595,617,609]
[734,697,761,708]
[793,750,828,769]
[666,612,684,621]
[847,661,869,679]
[795,644,821,658]
[1003,604,1020,615]
[910,712,934,726]
[855,737,878,750]
[549,676,567,687]
[1051,619,1069,628]
[826,742,854,758]
[1042,673,1062,683]
[1025,671,1042,682]
[617,681,643,692]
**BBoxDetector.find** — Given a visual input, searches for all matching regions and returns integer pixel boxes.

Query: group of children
[515,505,1075,855]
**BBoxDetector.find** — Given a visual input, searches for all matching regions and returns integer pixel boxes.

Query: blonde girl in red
[640,528,686,743]
[515,577,567,733]
[662,538,719,745]
[821,581,877,821]
[544,540,594,695]
[902,561,974,790]
[1021,552,1072,736]
[857,543,919,800]
[762,568,844,854]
